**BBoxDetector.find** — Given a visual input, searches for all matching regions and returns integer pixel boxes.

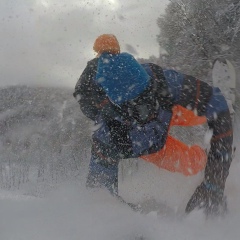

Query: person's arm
[169,72,233,216]
[73,58,106,121]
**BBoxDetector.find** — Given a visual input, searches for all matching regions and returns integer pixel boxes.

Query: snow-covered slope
[0,176,240,240]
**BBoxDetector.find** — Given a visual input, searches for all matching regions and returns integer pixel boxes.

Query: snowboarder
[73,34,233,216]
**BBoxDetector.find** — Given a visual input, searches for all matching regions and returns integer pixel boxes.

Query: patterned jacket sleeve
[73,58,107,121]
[164,69,233,191]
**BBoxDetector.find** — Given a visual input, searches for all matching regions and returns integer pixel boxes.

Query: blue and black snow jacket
[74,57,233,190]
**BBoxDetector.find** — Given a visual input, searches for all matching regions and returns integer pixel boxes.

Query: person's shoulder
[86,58,98,67]
[163,68,180,74]
[163,68,183,77]
[99,52,134,61]
[79,58,98,82]
[119,52,135,60]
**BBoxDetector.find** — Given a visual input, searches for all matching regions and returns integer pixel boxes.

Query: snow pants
[86,154,118,194]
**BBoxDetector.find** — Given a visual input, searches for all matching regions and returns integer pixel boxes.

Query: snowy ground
[1,141,240,240]
[0,170,240,240]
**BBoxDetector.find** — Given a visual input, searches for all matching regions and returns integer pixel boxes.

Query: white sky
[0,0,169,89]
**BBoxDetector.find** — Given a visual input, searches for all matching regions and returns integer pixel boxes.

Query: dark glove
[185,182,227,217]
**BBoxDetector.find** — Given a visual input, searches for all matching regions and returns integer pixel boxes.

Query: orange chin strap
[141,105,207,176]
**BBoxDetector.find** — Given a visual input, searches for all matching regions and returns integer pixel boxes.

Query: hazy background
[0,0,169,88]
[1,2,240,239]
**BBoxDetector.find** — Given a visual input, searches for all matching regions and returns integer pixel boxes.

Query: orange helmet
[93,34,120,55]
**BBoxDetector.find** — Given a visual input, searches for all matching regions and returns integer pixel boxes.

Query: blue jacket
[142,64,229,121]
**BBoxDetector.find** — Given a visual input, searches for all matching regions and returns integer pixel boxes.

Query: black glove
[185,182,227,217]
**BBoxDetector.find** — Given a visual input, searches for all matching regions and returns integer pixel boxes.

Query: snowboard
[212,58,236,117]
